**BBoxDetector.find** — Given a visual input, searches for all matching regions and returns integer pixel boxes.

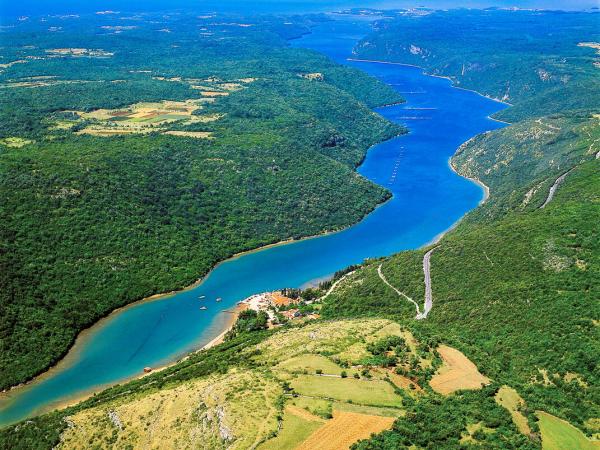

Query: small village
[239,291,320,326]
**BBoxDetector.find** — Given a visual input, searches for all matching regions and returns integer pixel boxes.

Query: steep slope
[319,115,599,446]
[353,9,600,122]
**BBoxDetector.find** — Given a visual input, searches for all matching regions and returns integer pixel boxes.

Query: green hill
[0,13,404,390]
[354,9,600,122]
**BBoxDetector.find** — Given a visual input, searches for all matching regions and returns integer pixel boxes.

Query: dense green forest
[1,7,598,450]
[319,115,599,447]
[0,12,404,389]
[353,9,600,122]
[3,97,596,450]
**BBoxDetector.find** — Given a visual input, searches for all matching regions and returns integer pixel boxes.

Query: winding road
[317,270,356,302]
[421,247,438,319]
[377,264,421,317]
[377,247,437,320]
[540,169,574,209]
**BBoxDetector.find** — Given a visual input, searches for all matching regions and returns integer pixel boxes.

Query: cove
[0,16,507,427]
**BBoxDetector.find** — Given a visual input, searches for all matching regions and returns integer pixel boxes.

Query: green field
[331,401,404,418]
[289,396,332,419]
[538,412,599,450]
[290,375,402,408]
[258,408,322,450]
[275,354,345,375]
[495,386,530,435]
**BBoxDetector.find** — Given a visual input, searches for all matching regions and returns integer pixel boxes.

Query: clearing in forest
[537,411,600,450]
[495,386,531,435]
[429,345,490,395]
[295,410,395,450]
[72,100,220,137]
[0,137,34,148]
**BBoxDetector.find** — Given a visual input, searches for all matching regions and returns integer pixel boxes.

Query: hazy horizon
[1,0,598,21]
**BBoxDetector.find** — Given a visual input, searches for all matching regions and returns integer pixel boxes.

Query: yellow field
[495,386,531,435]
[296,410,395,450]
[537,411,600,450]
[429,345,490,395]
[0,137,34,148]
[73,99,220,137]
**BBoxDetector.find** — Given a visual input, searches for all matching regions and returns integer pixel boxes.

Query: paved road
[540,169,573,209]
[421,247,437,319]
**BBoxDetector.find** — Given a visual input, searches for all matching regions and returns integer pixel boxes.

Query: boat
[199,295,206,299]
[199,306,207,310]
[216,297,222,302]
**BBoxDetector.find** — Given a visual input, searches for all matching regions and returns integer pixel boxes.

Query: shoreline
[347,58,514,110]
[0,303,246,423]
[2,36,506,427]
[1,113,406,400]
[422,155,492,249]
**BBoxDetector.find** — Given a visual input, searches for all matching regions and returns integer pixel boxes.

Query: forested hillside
[3,96,596,450]
[0,12,404,390]
[1,7,598,450]
[319,115,600,447]
[353,9,600,122]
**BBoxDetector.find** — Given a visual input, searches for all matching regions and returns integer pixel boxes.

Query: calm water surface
[0,18,507,426]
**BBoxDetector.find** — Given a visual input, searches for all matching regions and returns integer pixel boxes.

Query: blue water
[0,17,507,426]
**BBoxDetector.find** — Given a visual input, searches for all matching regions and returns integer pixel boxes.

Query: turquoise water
[0,18,507,426]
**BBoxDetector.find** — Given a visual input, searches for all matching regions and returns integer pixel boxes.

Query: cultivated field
[275,353,345,375]
[537,411,600,450]
[73,100,220,137]
[429,345,490,395]
[290,375,402,408]
[295,410,395,450]
[257,406,323,450]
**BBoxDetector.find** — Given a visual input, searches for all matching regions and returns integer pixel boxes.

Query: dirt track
[377,264,421,317]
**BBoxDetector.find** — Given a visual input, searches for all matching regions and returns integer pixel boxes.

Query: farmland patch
[72,99,220,137]
[429,345,490,395]
[290,375,402,408]
[295,410,395,450]
[537,411,600,450]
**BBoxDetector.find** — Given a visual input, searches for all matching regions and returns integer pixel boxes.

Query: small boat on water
[199,295,206,299]
[199,306,208,310]
[216,297,222,302]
